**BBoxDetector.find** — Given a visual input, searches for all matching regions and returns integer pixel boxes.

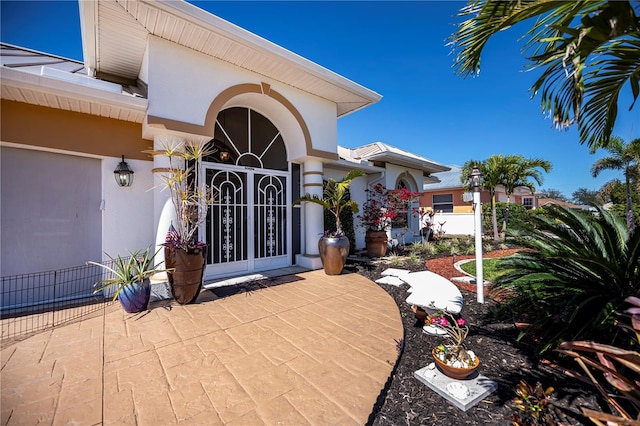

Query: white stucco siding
[101,156,155,260]
[146,37,339,158]
[382,165,423,193]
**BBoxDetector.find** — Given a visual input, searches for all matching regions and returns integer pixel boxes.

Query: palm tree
[293,169,365,235]
[591,136,640,230]
[451,1,640,149]
[501,155,552,233]
[462,157,505,241]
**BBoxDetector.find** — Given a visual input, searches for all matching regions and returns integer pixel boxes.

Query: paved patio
[1,270,403,425]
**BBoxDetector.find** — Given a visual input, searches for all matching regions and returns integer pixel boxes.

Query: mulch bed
[344,249,603,426]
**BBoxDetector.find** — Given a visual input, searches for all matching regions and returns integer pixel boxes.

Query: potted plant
[294,169,365,275]
[146,137,215,304]
[88,247,168,313]
[357,183,396,257]
[428,310,480,380]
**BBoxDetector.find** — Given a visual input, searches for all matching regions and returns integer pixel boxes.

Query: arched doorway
[201,107,291,279]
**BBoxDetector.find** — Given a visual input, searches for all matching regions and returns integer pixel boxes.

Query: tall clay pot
[365,230,388,257]
[164,246,207,304]
[318,236,349,275]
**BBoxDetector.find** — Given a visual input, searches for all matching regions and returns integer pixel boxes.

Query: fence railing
[1,259,119,341]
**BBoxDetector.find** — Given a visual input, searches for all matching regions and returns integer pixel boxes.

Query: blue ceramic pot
[118,279,151,313]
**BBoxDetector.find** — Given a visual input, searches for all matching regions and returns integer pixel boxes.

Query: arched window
[203,107,287,171]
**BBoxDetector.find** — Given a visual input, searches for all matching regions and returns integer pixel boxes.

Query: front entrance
[202,107,291,280]
[203,165,289,279]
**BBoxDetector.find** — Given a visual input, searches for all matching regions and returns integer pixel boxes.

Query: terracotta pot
[365,230,388,257]
[118,279,151,313]
[164,247,207,304]
[318,236,349,275]
[432,347,480,380]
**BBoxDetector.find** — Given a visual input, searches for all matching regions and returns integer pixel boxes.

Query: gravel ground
[344,250,604,426]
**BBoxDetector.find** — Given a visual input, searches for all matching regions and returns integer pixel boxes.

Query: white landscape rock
[401,270,463,314]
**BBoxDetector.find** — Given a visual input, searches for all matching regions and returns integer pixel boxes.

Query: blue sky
[2,1,638,199]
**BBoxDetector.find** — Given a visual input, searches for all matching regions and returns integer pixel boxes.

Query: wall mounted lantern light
[114,155,134,187]
[219,149,230,162]
[468,165,484,303]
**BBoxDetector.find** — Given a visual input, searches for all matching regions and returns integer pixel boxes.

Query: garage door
[1,147,102,276]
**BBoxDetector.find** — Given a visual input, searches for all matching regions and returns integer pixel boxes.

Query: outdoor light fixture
[114,155,134,187]
[470,166,483,190]
[469,166,484,303]
[219,149,230,162]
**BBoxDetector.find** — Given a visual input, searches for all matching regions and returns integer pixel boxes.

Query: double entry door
[203,164,290,279]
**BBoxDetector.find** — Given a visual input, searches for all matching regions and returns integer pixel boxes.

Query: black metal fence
[1,259,118,341]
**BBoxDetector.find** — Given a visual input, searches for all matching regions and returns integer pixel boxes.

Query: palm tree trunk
[501,196,511,240]
[625,168,635,231]
[491,193,499,241]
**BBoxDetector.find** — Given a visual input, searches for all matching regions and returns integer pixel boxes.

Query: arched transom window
[205,107,287,171]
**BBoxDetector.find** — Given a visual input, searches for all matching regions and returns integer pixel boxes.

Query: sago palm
[494,204,640,354]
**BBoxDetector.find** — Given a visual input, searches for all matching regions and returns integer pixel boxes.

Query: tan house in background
[420,165,540,235]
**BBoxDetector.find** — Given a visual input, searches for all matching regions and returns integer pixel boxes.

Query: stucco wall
[1,101,154,268]
[145,36,338,160]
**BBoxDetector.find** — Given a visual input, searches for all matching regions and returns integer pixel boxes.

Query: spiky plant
[494,204,640,354]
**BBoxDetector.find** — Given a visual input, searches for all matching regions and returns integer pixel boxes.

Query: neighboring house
[338,142,449,247]
[0,0,448,290]
[421,165,539,235]
[536,198,584,210]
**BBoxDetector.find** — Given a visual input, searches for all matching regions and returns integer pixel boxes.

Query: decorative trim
[146,83,338,160]
[303,183,324,187]
[302,171,324,176]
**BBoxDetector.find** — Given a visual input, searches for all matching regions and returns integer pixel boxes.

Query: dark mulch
[342,252,604,426]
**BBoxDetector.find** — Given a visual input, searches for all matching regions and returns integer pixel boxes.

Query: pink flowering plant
[428,310,477,368]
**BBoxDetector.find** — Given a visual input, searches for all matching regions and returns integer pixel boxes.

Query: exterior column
[152,135,180,271]
[295,159,324,270]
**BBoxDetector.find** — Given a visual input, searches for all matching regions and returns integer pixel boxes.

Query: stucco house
[1,0,448,293]
[421,165,539,235]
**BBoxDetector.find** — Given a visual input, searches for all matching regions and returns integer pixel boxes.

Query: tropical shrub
[494,204,640,354]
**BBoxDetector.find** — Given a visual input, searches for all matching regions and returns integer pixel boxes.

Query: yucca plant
[88,247,168,301]
[494,204,640,354]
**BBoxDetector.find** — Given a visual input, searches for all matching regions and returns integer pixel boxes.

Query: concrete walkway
[1,270,403,425]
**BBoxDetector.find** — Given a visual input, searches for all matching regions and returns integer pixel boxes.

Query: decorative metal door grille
[207,170,247,265]
[254,174,287,259]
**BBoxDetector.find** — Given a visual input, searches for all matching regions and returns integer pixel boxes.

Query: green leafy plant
[88,247,168,300]
[495,204,640,354]
[293,170,365,236]
[510,380,558,426]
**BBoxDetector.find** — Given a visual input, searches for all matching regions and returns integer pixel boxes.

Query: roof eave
[365,152,451,174]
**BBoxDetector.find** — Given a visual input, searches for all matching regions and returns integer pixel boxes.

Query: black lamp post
[114,155,134,187]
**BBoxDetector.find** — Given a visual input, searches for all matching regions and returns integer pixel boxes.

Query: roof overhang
[1,65,147,122]
[79,0,382,117]
[365,151,451,175]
